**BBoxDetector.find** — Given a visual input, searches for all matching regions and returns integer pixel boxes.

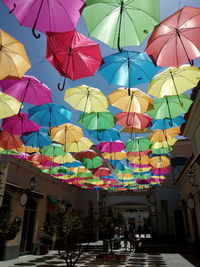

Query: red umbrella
[93,167,111,177]
[145,6,200,67]
[74,149,99,160]
[0,130,23,150]
[46,30,102,90]
[29,153,51,163]
[115,112,152,129]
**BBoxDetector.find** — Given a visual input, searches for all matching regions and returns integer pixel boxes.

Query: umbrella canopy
[79,111,115,130]
[0,29,31,79]
[150,156,170,168]
[93,167,111,177]
[88,128,120,142]
[120,127,152,134]
[108,88,153,113]
[82,156,103,169]
[82,0,159,49]
[152,146,173,155]
[99,51,160,88]
[53,153,76,164]
[0,75,52,106]
[29,153,51,163]
[64,85,108,113]
[126,137,151,152]
[49,123,84,144]
[28,103,72,128]
[149,127,180,142]
[22,129,51,148]
[151,167,170,175]
[152,138,177,149]
[128,151,151,157]
[74,150,99,160]
[115,112,152,129]
[147,94,193,120]
[148,66,200,98]
[40,145,66,157]
[102,151,127,160]
[151,116,185,130]
[16,145,39,153]
[2,0,84,38]
[0,92,21,119]
[129,156,150,166]
[145,6,200,67]
[2,113,40,135]
[96,141,125,153]
[64,137,93,152]
[46,31,102,90]
[0,130,23,150]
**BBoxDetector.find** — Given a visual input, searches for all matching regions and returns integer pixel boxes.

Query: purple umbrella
[2,0,84,38]
[96,141,125,153]
[0,76,52,112]
[2,113,40,135]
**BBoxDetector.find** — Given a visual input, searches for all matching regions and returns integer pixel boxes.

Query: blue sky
[0,0,200,142]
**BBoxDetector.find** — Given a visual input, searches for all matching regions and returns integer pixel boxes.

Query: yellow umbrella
[70,166,88,174]
[152,138,177,149]
[0,29,31,79]
[64,137,93,152]
[0,92,22,119]
[50,123,84,144]
[102,151,127,160]
[15,145,39,153]
[53,153,76,164]
[64,85,108,113]
[149,127,180,142]
[108,88,153,113]
[120,127,152,134]
[150,156,170,168]
[134,167,151,172]
[148,65,200,98]
[128,156,150,165]
[151,175,166,181]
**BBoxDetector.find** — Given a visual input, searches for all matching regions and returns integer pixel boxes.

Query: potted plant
[39,233,52,255]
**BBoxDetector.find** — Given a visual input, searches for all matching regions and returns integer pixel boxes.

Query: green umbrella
[41,168,59,175]
[77,171,93,178]
[126,137,151,152]
[82,156,103,169]
[79,111,115,130]
[40,145,66,156]
[113,168,132,174]
[147,94,193,120]
[82,0,160,50]
[152,146,173,155]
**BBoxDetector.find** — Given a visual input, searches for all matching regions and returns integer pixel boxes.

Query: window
[171,157,188,182]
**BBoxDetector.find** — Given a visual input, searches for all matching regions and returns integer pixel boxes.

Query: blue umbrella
[28,103,72,128]
[87,128,120,142]
[151,116,185,130]
[63,160,82,168]
[98,51,160,90]
[107,160,125,171]
[22,129,51,148]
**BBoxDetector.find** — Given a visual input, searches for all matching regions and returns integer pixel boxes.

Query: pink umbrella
[0,76,52,112]
[2,0,84,38]
[93,167,111,177]
[11,152,30,160]
[151,167,170,175]
[2,113,40,135]
[131,163,151,168]
[40,161,60,167]
[115,112,152,129]
[96,141,125,153]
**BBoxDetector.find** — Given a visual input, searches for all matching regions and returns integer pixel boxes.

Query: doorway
[20,198,37,254]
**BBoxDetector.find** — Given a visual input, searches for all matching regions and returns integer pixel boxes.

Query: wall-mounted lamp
[19,177,38,207]
[29,176,38,190]
[186,170,199,187]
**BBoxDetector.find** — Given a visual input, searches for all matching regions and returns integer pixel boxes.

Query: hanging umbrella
[82,0,159,50]
[49,123,84,144]
[0,76,52,112]
[22,129,51,148]
[46,30,102,90]
[2,0,84,38]
[146,94,193,121]
[102,151,127,160]
[149,127,180,142]
[29,153,51,163]
[120,127,152,139]
[28,103,72,128]
[82,156,103,169]
[152,138,177,149]
[0,92,22,119]
[150,156,170,168]
[0,130,23,150]
[108,88,153,113]
[152,146,173,155]
[0,29,31,79]
[145,6,200,67]
[87,128,120,142]
[151,167,170,175]
[53,153,76,164]
[115,112,152,129]
[64,85,108,113]
[125,137,151,152]
[63,160,82,168]
[40,145,66,156]
[127,151,151,157]
[16,145,39,153]
[148,66,200,100]
[151,116,185,131]
[2,113,40,135]
[128,156,150,166]
[96,141,125,153]
[107,160,125,171]
[74,150,99,160]
[93,167,111,177]
[11,152,30,160]
[99,51,160,93]
[64,137,93,152]
[79,111,115,130]
[40,161,60,167]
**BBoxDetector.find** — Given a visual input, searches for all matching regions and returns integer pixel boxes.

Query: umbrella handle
[32,26,40,39]
[9,3,16,14]
[57,77,66,91]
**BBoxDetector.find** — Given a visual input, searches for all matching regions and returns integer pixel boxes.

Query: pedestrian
[123,227,129,251]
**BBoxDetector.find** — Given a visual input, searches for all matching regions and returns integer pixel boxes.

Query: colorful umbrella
[151,167,170,175]
[152,138,177,149]
[96,141,125,153]
[151,116,185,130]
[29,153,51,163]
[125,137,151,152]
[148,66,200,99]
[93,167,111,177]
[150,156,170,168]
[79,111,115,130]
[102,151,127,160]
[28,104,72,128]
[0,29,31,79]
[16,145,39,153]
[82,0,159,49]
[49,123,84,144]
[64,85,108,113]
[74,150,99,160]
[128,156,150,166]
[46,31,102,90]
[2,0,84,38]
[145,6,200,67]
[2,113,40,135]
[115,112,152,129]
[149,127,180,142]
[53,153,76,164]
[127,150,151,157]
[88,128,120,142]
[152,146,173,155]
[120,127,152,135]
[0,92,21,119]
[0,130,23,150]
[82,156,103,169]
[40,145,66,157]
[22,129,51,148]
[108,88,153,113]
[64,137,93,152]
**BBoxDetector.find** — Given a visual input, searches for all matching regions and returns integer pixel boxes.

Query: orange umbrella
[0,130,23,150]
[149,127,180,142]
[150,156,170,168]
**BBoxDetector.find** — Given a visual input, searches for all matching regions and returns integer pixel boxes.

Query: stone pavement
[0,249,195,267]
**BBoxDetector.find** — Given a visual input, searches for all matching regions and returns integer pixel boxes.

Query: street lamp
[186,170,199,187]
